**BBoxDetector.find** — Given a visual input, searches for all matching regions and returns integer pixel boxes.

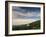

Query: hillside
[12,20,40,30]
[29,20,40,29]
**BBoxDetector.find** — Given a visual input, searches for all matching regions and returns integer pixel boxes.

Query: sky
[12,6,40,25]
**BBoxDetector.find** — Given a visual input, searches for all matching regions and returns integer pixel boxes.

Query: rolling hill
[12,20,40,30]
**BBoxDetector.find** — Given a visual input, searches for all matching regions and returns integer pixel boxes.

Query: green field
[12,20,40,30]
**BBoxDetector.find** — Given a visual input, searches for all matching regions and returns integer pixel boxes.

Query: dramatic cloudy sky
[12,6,40,25]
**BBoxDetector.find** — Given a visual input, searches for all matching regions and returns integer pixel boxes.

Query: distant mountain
[12,20,40,30]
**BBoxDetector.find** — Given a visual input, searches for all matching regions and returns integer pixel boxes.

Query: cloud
[12,6,40,13]
[12,6,26,13]
[12,19,38,25]
[12,7,40,25]
[12,11,40,19]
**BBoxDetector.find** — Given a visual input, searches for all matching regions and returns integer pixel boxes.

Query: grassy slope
[29,20,40,29]
[12,20,40,30]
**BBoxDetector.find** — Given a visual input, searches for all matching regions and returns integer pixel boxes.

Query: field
[12,20,40,30]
